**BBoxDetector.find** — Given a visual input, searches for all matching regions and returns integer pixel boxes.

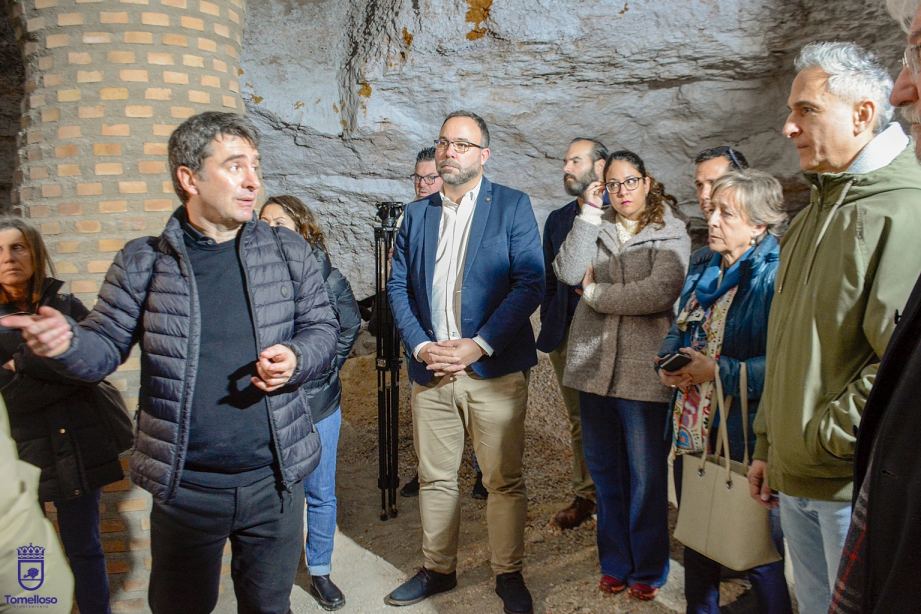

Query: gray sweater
[553,207,690,401]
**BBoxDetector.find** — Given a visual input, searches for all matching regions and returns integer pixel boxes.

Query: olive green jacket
[755,131,921,501]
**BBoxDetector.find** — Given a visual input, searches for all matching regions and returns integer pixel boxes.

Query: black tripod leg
[388,365,400,516]
[378,368,389,520]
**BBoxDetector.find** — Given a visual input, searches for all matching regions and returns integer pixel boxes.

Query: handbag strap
[710,362,733,483]
[739,362,749,467]
[710,362,751,468]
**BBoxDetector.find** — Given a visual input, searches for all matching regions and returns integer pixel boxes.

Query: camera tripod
[373,201,404,520]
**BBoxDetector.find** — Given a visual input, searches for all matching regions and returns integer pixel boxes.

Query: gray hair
[711,170,788,237]
[168,112,260,203]
[887,0,920,32]
[794,41,894,133]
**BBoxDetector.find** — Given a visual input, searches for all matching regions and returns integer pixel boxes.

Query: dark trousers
[149,473,304,614]
[56,488,110,614]
[674,456,793,614]
[580,393,671,587]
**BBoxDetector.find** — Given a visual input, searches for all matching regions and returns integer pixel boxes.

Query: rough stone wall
[7,0,246,609]
[241,0,905,299]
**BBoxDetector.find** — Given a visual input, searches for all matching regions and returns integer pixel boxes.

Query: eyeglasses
[411,173,439,185]
[605,176,643,193]
[433,138,484,154]
[903,44,921,74]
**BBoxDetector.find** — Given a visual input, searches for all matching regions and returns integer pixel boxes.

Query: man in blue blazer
[537,137,607,531]
[385,111,544,614]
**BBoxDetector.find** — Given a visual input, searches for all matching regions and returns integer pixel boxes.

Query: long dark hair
[261,195,328,251]
[0,217,55,308]
[604,150,681,231]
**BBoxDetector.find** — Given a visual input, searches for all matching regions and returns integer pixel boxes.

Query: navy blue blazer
[536,200,581,353]
[387,176,545,385]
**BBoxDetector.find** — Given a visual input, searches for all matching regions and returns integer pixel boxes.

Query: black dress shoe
[384,568,457,606]
[471,471,488,499]
[310,575,345,611]
[400,474,420,497]
[495,571,533,614]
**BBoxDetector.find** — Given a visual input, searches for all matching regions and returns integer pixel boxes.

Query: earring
[750,236,757,246]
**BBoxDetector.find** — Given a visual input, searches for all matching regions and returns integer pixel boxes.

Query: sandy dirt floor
[332,348,761,614]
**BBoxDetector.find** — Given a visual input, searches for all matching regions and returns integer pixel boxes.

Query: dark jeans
[674,456,793,614]
[149,473,305,614]
[580,393,670,587]
[55,488,110,614]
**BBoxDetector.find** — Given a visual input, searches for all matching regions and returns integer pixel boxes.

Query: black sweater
[180,224,273,487]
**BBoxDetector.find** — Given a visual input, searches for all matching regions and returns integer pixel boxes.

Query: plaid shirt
[829,464,871,613]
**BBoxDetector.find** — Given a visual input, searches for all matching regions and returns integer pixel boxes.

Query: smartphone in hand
[659,352,692,372]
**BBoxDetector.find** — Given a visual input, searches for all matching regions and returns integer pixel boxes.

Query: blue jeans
[778,494,850,614]
[303,408,341,576]
[580,393,670,587]
[673,457,792,614]
[55,488,110,614]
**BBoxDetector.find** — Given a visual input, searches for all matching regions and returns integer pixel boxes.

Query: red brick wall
[9,1,247,610]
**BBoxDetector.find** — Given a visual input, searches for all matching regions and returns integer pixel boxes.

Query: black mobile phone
[659,352,692,372]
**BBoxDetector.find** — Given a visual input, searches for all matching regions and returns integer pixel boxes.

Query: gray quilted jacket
[45,209,339,502]
[553,207,689,401]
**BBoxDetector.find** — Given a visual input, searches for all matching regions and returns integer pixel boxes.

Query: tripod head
[375,201,405,230]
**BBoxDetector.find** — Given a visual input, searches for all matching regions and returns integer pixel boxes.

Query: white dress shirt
[413,178,493,360]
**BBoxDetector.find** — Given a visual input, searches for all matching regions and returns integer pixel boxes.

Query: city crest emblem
[17,543,45,591]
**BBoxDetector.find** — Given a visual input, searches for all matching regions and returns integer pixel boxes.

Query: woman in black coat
[0,217,124,614]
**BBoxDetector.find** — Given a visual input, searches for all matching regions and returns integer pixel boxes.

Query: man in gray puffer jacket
[6,112,339,614]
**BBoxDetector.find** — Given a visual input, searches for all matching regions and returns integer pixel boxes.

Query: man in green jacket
[749,41,921,614]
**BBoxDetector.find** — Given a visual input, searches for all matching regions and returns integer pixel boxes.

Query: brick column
[8,1,246,610]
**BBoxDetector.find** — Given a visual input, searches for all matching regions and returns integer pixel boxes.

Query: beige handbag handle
[704,361,749,482]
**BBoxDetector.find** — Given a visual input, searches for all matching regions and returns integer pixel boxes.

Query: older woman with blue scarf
[657,169,793,614]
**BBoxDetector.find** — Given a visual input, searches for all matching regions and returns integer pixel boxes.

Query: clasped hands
[419,339,485,377]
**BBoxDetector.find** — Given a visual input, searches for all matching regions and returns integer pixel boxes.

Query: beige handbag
[673,362,781,571]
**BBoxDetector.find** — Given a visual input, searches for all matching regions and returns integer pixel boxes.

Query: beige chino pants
[412,370,528,575]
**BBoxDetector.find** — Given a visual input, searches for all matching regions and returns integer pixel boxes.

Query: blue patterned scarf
[694,246,755,309]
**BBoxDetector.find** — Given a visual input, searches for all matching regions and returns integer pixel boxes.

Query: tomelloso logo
[17,543,44,591]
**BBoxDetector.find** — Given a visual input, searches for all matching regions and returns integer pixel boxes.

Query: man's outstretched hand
[1,306,73,358]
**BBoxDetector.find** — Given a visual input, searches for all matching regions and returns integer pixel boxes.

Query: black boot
[495,571,533,614]
[310,574,345,611]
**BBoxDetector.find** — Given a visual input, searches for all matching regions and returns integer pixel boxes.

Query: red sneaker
[628,583,658,601]
[599,575,627,594]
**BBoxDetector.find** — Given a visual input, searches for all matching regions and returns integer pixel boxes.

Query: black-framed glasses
[410,173,439,185]
[903,44,921,74]
[434,138,484,154]
[605,176,643,194]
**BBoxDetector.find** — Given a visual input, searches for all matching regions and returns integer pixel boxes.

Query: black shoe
[400,474,420,497]
[384,568,457,606]
[471,471,488,500]
[495,571,533,614]
[310,575,345,611]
